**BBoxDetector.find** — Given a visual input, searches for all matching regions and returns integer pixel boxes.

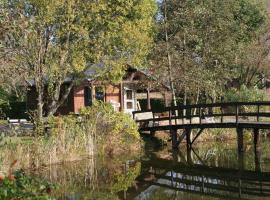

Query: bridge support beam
[253,128,260,153]
[237,128,244,153]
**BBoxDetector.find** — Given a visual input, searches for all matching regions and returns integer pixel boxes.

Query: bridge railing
[133,101,270,126]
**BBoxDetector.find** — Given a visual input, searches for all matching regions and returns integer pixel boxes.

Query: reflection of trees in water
[134,139,270,200]
[147,188,220,200]
[170,139,270,172]
[33,157,141,199]
[138,151,270,199]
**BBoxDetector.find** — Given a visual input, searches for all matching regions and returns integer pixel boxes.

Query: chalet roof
[26,65,171,90]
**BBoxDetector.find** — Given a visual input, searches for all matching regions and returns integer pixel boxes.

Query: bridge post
[257,105,260,122]
[186,128,191,150]
[236,105,239,124]
[255,150,261,172]
[171,129,178,149]
[253,128,260,153]
[187,148,193,165]
[237,128,244,153]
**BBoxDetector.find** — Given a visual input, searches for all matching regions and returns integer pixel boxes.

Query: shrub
[223,85,265,112]
[0,161,56,200]
[80,101,141,156]
[0,102,141,173]
[224,85,264,103]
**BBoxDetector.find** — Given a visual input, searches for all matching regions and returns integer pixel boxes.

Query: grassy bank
[0,102,142,173]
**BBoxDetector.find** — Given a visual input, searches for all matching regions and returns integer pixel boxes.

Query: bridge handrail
[133,101,270,115]
[133,101,270,125]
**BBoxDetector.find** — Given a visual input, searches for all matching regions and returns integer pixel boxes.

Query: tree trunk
[37,92,44,125]
[183,87,187,124]
[191,88,200,140]
[35,81,44,135]
[46,80,75,117]
[193,87,200,116]
[164,0,178,111]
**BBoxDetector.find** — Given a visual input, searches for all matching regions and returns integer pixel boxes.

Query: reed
[0,102,141,174]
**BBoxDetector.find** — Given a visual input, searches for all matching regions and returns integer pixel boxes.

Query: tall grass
[0,102,142,174]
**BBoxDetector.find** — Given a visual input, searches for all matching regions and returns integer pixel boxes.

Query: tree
[0,0,157,128]
[151,0,266,105]
[234,0,270,88]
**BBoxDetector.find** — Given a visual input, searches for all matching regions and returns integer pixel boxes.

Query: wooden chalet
[26,67,172,115]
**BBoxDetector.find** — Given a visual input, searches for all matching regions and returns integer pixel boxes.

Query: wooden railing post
[152,111,156,127]
[236,104,239,124]
[190,107,192,124]
[257,105,260,122]
[169,108,172,126]
[220,107,224,123]
[199,106,202,124]
[181,108,184,124]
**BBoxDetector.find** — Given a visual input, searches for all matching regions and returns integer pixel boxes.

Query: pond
[34,135,270,200]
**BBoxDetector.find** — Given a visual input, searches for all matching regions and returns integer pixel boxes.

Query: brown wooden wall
[73,85,85,114]
[105,84,122,111]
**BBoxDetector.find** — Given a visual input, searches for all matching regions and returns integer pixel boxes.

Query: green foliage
[0,0,157,122]
[0,102,141,174]
[111,162,141,193]
[0,89,9,108]
[0,88,27,119]
[152,0,267,101]
[86,0,157,83]
[0,89,10,118]
[0,170,56,200]
[224,85,265,102]
[80,101,141,155]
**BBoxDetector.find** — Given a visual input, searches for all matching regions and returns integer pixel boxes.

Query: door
[84,86,92,106]
[124,88,136,115]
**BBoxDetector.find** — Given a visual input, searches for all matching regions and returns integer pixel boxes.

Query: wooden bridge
[133,101,270,150]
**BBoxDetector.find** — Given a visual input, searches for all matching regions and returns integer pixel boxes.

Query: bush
[223,85,265,112]
[0,102,141,173]
[0,161,56,200]
[224,85,264,102]
[80,101,141,156]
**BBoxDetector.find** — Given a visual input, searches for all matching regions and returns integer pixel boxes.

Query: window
[124,89,135,112]
[126,102,133,109]
[126,90,133,100]
[95,87,104,101]
[84,86,92,106]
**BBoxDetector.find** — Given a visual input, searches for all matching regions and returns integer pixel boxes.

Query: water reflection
[34,138,270,200]
[127,139,270,200]
[133,150,270,200]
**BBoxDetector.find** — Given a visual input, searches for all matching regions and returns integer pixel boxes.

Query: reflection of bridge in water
[129,150,270,200]
[133,102,270,151]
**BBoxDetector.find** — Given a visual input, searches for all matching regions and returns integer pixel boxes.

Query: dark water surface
[36,136,270,200]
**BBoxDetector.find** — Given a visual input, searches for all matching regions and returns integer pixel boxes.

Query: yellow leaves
[2,0,157,87]
[72,53,86,73]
